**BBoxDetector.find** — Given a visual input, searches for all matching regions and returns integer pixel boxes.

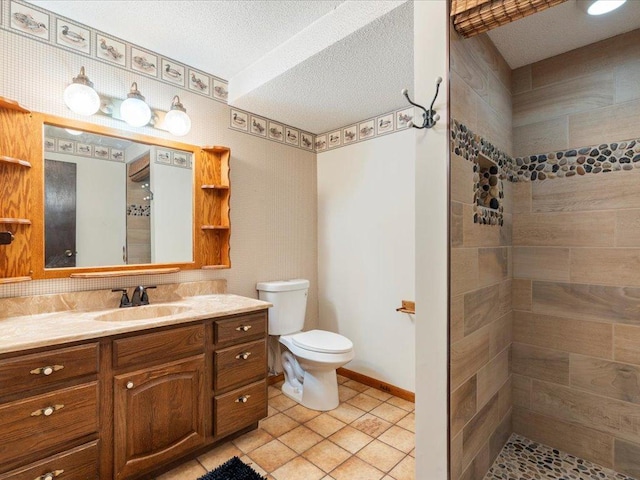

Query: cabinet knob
[126,381,134,389]
[31,404,64,417]
[30,364,64,376]
[235,394,251,403]
[235,325,252,332]
[35,470,64,480]
[235,352,252,360]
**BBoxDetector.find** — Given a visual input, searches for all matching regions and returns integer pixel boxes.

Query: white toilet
[257,279,354,411]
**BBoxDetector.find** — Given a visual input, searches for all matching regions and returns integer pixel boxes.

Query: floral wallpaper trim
[316,106,416,152]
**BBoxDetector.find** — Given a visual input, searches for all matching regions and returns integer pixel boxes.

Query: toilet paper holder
[396,300,415,315]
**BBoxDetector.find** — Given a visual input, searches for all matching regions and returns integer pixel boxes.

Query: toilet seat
[291,329,353,354]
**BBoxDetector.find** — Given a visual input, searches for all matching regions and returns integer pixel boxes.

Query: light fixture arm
[71,66,94,88]
[401,77,443,129]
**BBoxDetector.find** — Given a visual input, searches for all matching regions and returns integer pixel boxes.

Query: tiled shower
[450,24,640,480]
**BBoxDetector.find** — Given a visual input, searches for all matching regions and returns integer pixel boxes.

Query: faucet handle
[111,288,131,308]
[140,285,156,305]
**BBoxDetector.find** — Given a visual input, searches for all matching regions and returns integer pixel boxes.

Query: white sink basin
[94,304,191,322]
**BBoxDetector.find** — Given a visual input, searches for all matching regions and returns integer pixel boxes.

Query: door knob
[64,249,73,257]
[126,381,134,389]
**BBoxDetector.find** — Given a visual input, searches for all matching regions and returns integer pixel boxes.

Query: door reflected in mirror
[43,125,193,268]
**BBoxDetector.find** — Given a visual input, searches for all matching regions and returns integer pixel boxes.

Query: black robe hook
[401,77,442,129]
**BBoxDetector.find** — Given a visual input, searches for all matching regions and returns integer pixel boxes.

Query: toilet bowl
[256,279,355,411]
[279,329,354,411]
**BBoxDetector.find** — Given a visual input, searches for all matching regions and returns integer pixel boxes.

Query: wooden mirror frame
[0,98,230,282]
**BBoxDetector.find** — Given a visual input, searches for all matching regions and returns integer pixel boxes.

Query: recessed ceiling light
[583,0,627,16]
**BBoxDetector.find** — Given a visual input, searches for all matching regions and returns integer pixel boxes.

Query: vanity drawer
[0,382,99,466]
[214,379,267,438]
[213,311,267,346]
[0,440,99,480]
[214,339,267,391]
[113,324,205,369]
[0,343,99,398]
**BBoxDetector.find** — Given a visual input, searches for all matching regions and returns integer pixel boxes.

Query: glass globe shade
[63,82,100,116]
[120,97,151,127]
[164,109,192,136]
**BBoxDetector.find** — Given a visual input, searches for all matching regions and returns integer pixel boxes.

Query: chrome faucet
[131,285,156,306]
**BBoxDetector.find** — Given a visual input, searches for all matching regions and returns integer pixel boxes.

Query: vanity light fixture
[163,96,191,136]
[580,0,626,15]
[63,67,101,116]
[120,82,152,128]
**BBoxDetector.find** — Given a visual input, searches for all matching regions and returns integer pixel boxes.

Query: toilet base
[282,367,340,411]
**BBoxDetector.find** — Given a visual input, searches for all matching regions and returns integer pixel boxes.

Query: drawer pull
[235,394,251,403]
[235,325,252,332]
[126,381,134,389]
[30,365,64,376]
[35,470,64,480]
[31,404,64,417]
[235,352,252,360]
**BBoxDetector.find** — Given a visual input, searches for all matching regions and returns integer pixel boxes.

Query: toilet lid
[292,330,353,354]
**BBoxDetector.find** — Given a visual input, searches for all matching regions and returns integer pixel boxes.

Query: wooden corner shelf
[0,96,30,114]
[201,185,229,190]
[201,225,229,230]
[0,218,31,225]
[201,265,230,270]
[0,276,32,284]
[202,145,230,154]
[0,155,31,168]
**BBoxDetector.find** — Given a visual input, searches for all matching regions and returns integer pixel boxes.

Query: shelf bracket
[396,300,415,315]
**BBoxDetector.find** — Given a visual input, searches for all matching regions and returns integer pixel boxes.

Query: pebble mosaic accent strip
[316,106,416,153]
[485,434,636,480]
[513,139,640,182]
[127,204,150,217]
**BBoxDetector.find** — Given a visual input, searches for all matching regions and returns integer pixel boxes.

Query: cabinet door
[113,356,205,480]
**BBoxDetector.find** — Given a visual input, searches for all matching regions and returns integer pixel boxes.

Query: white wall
[414,1,449,478]
[317,129,415,392]
[44,151,126,267]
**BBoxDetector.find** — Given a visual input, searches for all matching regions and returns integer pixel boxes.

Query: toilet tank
[256,279,309,335]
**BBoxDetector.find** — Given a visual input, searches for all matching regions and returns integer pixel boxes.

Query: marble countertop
[0,293,271,355]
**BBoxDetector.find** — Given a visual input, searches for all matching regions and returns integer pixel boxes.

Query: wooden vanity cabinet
[0,342,100,479]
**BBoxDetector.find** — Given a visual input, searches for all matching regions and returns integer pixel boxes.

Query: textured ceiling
[488,0,640,69]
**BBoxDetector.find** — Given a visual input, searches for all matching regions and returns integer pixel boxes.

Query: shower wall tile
[569,99,640,149]
[476,348,510,409]
[531,379,640,444]
[511,65,531,95]
[615,60,640,104]
[512,343,569,385]
[513,116,567,158]
[451,153,476,204]
[532,281,640,326]
[451,328,491,391]
[511,182,531,214]
[478,248,509,287]
[513,407,614,468]
[614,325,640,365]
[462,204,502,247]
[570,354,640,405]
[489,311,512,358]
[451,248,480,296]
[451,375,477,437]
[614,438,640,479]
[570,248,640,287]
[513,311,612,359]
[511,279,531,312]
[513,247,570,282]
[464,282,511,336]
[462,395,500,467]
[615,209,640,247]
[511,374,531,409]
[513,212,615,247]
[451,294,465,344]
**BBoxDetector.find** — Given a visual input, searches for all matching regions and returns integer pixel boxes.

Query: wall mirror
[42,119,195,273]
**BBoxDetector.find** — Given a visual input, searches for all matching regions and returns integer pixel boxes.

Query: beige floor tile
[397,413,415,433]
[356,439,405,473]
[239,455,268,477]
[232,427,274,454]
[305,413,347,437]
[197,442,243,470]
[270,393,298,411]
[249,439,298,473]
[343,379,369,392]
[370,403,409,424]
[338,385,359,402]
[303,439,352,473]
[378,426,414,454]
[269,385,283,398]
[364,387,393,401]
[327,402,367,424]
[268,405,278,417]
[322,476,337,480]
[386,396,415,412]
[328,425,374,454]
[337,374,349,384]
[260,412,300,437]
[347,393,383,412]
[271,456,326,480]
[330,456,385,480]
[279,425,323,454]
[351,413,393,437]
[388,455,414,480]
[156,459,206,480]
[283,404,322,423]
[409,448,415,458]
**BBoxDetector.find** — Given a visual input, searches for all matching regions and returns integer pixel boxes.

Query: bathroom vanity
[0,292,270,480]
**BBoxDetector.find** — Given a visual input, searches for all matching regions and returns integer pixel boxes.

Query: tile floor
[156,375,415,480]
[485,434,637,480]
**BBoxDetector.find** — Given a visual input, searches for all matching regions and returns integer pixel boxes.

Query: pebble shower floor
[485,434,636,480]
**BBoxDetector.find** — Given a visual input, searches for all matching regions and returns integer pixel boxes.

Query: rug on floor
[197,456,265,480]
